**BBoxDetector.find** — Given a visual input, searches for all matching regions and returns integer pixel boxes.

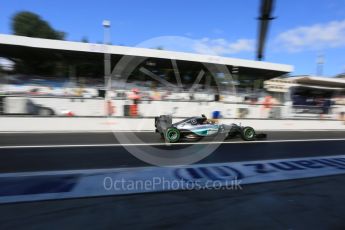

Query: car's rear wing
[155,115,172,134]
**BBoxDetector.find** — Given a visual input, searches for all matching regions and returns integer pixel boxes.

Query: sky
[1,0,345,76]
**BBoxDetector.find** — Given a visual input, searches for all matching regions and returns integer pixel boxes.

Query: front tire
[166,128,180,143]
[241,126,256,141]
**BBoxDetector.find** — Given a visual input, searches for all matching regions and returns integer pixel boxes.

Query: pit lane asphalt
[0,131,344,173]
[1,132,345,229]
[1,174,345,229]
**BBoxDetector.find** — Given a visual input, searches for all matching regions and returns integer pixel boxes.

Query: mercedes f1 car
[155,115,266,143]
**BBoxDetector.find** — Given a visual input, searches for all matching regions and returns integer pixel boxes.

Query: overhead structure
[0,33,293,92]
[257,0,275,61]
[264,75,345,93]
[0,34,292,76]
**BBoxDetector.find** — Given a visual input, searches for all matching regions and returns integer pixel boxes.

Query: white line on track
[0,130,153,134]
[0,129,344,134]
[1,138,345,149]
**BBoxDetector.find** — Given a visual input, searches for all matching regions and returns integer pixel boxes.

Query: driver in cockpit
[201,114,217,124]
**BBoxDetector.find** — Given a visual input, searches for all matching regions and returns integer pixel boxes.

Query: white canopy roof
[0,34,293,73]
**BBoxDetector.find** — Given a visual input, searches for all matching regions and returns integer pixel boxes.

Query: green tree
[10,11,68,75]
[11,11,65,40]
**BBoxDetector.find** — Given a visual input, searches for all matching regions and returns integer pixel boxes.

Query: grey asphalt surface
[0,131,344,172]
[1,131,345,229]
[1,174,345,229]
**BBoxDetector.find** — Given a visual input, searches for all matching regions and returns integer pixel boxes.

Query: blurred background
[0,0,344,122]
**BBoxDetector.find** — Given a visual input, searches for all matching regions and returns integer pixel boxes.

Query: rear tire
[166,128,180,143]
[227,127,238,139]
[241,126,255,141]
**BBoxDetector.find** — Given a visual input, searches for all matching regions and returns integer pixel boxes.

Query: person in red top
[261,95,273,118]
[129,88,141,104]
[128,88,141,117]
[263,95,273,109]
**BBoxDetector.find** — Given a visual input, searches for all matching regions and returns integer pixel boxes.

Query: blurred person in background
[321,98,332,119]
[151,89,161,100]
[128,88,141,117]
[340,112,345,125]
[261,95,273,118]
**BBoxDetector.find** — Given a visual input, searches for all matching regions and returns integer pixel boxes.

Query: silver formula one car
[155,115,266,143]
